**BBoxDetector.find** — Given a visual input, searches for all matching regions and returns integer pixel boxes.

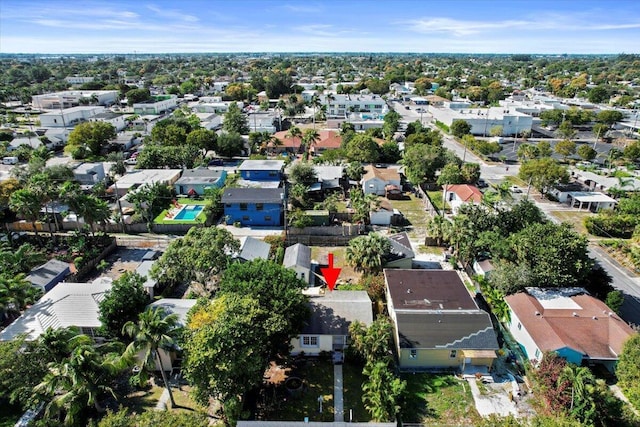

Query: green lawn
[426,191,446,213]
[342,362,370,423]
[390,194,431,228]
[122,384,165,413]
[400,374,482,426]
[548,210,594,235]
[154,198,209,225]
[267,358,335,422]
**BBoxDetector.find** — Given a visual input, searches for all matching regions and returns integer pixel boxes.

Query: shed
[26,259,71,292]
[283,243,312,285]
[238,237,271,262]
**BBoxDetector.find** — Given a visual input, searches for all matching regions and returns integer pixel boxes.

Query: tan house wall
[290,334,334,355]
[399,348,460,369]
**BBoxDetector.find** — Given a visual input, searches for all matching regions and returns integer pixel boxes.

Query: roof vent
[535,311,541,316]
[603,310,607,314]
[406,288,411,294]
[572,312,578,317]
[592,316,598,320]
[608,312,613,317]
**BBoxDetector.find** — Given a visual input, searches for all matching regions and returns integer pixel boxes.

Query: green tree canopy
[150,226,239,289]
[402,143,447,184]
[617,333,640,410]
[216,132,245,158]
[98,272,149,340]
[66,121,117,157]
[125,88,151,106]
[344,134,380,163]
[288,161,317,186]
[519,157,569,195]
[450,120,472,138]
[346,233,392,274]
[223,102,249,134]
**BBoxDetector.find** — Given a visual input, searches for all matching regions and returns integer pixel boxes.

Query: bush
[585,214,638,238]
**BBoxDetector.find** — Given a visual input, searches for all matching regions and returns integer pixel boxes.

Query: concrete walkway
[334,365,344,422]
[467,378,518,417]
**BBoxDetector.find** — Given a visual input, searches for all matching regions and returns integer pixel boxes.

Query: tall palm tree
[28,173,59,236]
[77,195,111,236]
[123,307,181,409]
[286,125,302,154]
[302,128,320,161]
[310,95,322,129]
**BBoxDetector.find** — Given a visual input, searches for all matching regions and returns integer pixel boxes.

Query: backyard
[154,198,209,225]
[310,246,361,285]
[261,358,336,422]
[400,373,482,426]
[389,194,431,240]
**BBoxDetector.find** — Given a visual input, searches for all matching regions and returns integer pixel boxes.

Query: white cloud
[146,5,199,23]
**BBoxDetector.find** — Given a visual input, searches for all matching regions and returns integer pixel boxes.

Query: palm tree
[123,307,181,409]
[362,361,405,422]
[0,242,46,275]
[346,233,391,274]
[0,273,42,320]
[325,93,335,117]
[39,327,93,363]
[76,195,111,236]
[425,214,451,246]
[302,128,320,161]
[557,365,595,412]
[35,343,122,425]
[9,188,42,239]
[310,94,322,129]
[286,126,302,154]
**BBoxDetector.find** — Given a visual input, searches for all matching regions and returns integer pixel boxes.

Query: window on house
[240,203,248,211]
[242,216,249,221]
[409,349,417,359]
[517,322,522,330]
[450,350,457,358]
[225,204,231,208]
[535,349,540,359]
[256,203,264,211]
[264,216,272,221]
[269,171,279,177]
[301,336,319,347]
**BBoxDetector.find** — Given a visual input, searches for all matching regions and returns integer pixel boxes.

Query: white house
[443,184,484,214]
[0,278,113,341]
[291,290,373,357]
[361,165,401,196]
[73,162,106,186]
[65,76,95,85]
[283,243,312,285]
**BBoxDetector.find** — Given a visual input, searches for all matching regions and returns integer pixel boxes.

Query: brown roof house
[362,165,401,196]
[443,184,483,214]
[505,287,635,372]
[385,269,499,372]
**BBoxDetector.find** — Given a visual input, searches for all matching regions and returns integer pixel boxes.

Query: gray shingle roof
[283,243,311,269]
[26,259,70,290]
[221,188,284,204]
[301,290,373,335]
[239,237,271,262]
[396,312,499,350]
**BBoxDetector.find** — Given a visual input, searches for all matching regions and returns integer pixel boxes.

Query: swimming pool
[173,205,204,221]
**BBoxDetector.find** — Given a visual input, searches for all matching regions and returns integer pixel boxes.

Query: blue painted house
[174,168,227,195]
[238,160,285,181]
[222,188,284,226]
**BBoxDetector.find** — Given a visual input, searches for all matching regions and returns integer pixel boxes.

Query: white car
[510,186,523,193]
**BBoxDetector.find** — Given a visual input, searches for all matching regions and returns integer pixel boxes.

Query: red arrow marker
[320,253,341,291]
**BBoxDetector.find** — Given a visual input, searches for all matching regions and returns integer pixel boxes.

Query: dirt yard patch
[310,246,362,286]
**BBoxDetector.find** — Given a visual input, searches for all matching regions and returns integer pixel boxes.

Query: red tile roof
[505,290,635,360]
[273,130,302,149]
[315,130,342,149]
[445,184,483,203]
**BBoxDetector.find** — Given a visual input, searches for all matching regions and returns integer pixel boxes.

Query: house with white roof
[0,277,113,341]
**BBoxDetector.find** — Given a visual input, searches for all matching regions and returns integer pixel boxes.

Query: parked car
[510,185,523,193]
[476,179,488,188]
[208,158,224,166]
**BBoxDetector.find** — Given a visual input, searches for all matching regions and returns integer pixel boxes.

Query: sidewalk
[334,365,344,422]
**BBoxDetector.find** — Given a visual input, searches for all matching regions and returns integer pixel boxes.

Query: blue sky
[1,0,639,54]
